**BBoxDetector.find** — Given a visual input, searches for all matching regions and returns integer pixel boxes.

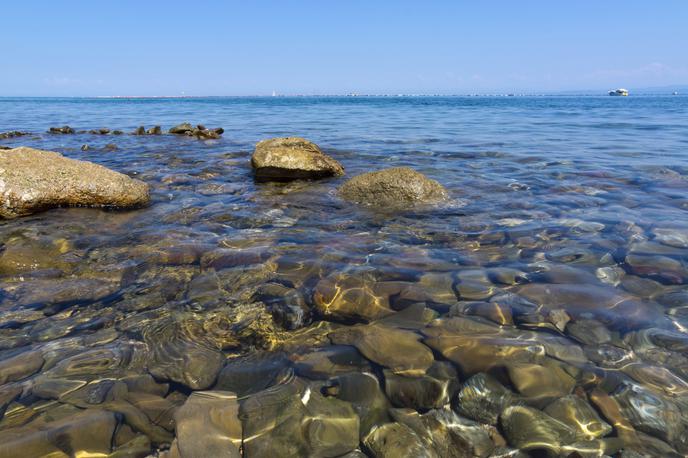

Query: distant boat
[608,88,629,96]
[673,91,679,95]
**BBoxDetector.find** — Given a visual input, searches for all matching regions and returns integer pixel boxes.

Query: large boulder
[339,167,447,206]
[251,137,344,180]
[0,147,150,218]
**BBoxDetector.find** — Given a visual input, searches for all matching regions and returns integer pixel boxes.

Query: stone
[169,123,194,134]
[313,274,395,322]
[422,317,547,375]
[505,361,576,407]
[133,126,146,135]
[653,227,688,248]
[0,147,150,218]
[544,395,613,440]
[515,283,666,330]
[147,126,162,135]
[500,405,577,454]
[214,352,291,397]
[363,422,433,458]
[339,167,447,207]
[174,391,242,458]
[329,324,434,376]
[0,350,44,384]
[144,316,225,390]
[48,125,74,134]
[251,137,344,180]
[0,408,118,458]
[0,131,29,139]
[383,361,458,410]
[324,372,391,438]
[391,408,495,458]
[291,345,371,379]
[456,373,520,425]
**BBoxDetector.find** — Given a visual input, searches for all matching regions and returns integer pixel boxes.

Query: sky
[2,1,687,96]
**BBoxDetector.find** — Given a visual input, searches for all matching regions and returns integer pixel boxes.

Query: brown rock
[0,147,150,218]
[251,137,344,180]
[339,167,447,207]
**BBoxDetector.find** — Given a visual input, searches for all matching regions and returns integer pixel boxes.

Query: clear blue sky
[2,1,687,96]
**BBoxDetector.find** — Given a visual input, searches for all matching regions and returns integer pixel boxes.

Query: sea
[1,95,688,456]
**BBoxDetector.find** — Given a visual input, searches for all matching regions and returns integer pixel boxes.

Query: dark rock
[383,361,458,410]
[103,143,118,151]
[251,137,344,180]
[48,125,75,134]
[169,123,194,135]
[0,408,118,457]
[133,126,146,135]
[0,131,30,139]
[0,350,44,384]
[456,373,521,425]
[363,422,432,458]
[147,126,162,135]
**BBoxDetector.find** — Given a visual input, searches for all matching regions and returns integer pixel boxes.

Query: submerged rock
[0,350,44,384]
[174,391,242,458]
[0,408,118,457]
[363,422,432,458]
[383,361,458,410]
[251,137,344,180]
[456,373,520,425]
[391,408,495,458]
[500,405,577,454]
[339,167,447,207]
[0,147,150,218]
[329,324,434,376]
[544,395,612,440]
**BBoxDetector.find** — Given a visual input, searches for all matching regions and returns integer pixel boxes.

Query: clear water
[1,96,688,457]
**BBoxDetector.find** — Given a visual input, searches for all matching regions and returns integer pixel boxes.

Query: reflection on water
[1,96,688,456]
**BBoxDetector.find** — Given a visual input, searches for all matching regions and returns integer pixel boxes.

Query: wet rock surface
[251,137,345,180]
[339,167,447,206]
[0,147,150,218]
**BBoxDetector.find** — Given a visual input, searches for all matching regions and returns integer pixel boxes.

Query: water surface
[1,96,688,457]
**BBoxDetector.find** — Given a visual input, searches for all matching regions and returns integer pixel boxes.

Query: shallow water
[1,96,688,457]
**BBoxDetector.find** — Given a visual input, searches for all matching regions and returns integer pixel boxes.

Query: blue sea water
[2,95,688,455]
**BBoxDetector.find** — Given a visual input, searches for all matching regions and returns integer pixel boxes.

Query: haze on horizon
[2,0,687,97]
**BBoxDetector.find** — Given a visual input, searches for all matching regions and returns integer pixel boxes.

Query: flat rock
[0,350,44,384]
[174,391,242,458]
[329,324,434,376]
[0,147,149,218]
[251,137,344,180]
[339,167,447,207]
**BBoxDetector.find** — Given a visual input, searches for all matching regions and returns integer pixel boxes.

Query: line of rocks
[43,123,224,139]
[0,136,447,219]
[250,136,448,207]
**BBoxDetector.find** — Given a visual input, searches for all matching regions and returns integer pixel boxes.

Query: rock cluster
[48,125,75,134]
[169,123,224,139]
[0,131,29,139]
[0,147,150,218]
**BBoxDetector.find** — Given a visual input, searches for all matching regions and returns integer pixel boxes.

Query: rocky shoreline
[1,127,688,457]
